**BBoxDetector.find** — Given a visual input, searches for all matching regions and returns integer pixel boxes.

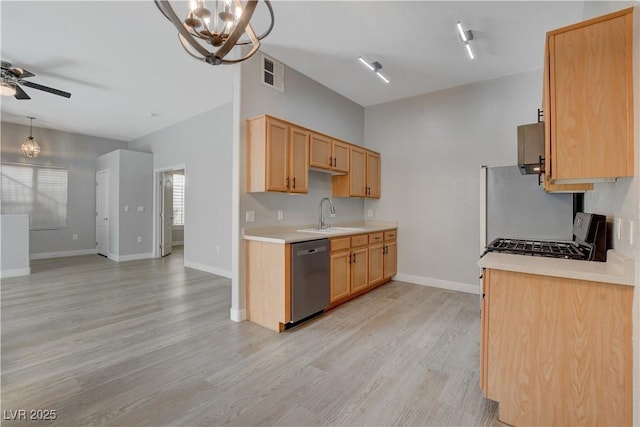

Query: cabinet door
[548,10,633,181]
[350,247,368,293]
[332,140,350,173]
[309,133,332,170]
[349,147,367,197]
[366,152,381,198]
[289,127,309,194]
[265,118,289,192]
[479,269,490,396]
[368,243,384,286]
[383,241,397,279]
[330,251,351,302]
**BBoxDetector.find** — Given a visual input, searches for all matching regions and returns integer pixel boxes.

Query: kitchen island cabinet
[480,266,633,426]
[543,7,634,186]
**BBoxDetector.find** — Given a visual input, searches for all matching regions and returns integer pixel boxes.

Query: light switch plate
[367,209,373,218]
[137,206,144,212]
[246,211,256,223]
[137,236,143,243]
[277,210,284,221]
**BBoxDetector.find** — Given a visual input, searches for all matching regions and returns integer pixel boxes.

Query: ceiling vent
[262,54,284,92]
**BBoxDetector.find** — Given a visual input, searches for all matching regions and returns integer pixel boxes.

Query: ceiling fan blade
[21,80,71,98]
[14,85,31,100]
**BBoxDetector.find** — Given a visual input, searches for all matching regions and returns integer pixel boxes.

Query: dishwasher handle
[296,246,327,256]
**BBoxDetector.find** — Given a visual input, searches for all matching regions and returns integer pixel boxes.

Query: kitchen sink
[296,227,367,234]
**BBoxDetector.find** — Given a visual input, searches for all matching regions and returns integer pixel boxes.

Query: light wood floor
[1,248,504,426]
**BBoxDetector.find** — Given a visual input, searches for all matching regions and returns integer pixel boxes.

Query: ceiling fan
[1,61,71,100]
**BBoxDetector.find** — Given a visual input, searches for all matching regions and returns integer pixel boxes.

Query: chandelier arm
[178,34,210,63]
[220,21,260,64]
[234,0,274,45]
[154,0,212,59]
[213,0,259,61]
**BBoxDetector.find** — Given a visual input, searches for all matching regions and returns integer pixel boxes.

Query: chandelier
[154,0,274,66]
[21,117,40,159]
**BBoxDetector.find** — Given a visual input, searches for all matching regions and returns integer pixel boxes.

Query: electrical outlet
[137,236,142,243]
[277,210,284,221]
[367,209,373,218]
[72,233,78,240]
[245,211,255,223]
[616,218,622,241]
[137,206,144,212]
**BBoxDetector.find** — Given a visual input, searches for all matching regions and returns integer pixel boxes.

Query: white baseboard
[184,261,232,279]
[110,252,154,262]
[31,248,97,260]
[1,267,31,278]
[230,307,247,322]
[394,273,480,295]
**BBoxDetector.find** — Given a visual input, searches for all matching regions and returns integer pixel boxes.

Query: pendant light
[21,117,41,159]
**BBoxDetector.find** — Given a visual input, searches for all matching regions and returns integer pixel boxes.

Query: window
[1,163,68,230]
[172,173,184,226]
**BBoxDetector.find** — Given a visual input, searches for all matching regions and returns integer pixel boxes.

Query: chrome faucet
[318,197,336,229]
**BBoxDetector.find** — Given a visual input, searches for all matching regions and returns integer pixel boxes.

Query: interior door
[96,170,109,257]
[161,172,173,257]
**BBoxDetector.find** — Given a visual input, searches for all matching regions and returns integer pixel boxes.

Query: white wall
[130,104,233,278]
[0,214,30,277]
[1,122,129,258]
[364,69,544,290]
[232,52,366,319]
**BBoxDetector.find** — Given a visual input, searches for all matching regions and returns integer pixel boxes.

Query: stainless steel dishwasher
[290,238,330,324]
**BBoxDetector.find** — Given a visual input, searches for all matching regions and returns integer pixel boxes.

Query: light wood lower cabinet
[480,268,632,426]
[329,229,398,306]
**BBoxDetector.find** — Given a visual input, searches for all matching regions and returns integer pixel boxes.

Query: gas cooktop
[486,238,587,260]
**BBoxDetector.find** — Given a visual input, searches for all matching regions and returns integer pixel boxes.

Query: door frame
[153,164,186,259]
[96,169,110,257]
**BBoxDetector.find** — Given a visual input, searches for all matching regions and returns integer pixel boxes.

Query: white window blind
[1,163,68,230]
[172,173,184,226]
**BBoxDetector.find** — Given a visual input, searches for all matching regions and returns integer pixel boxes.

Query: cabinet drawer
[351,234,369,248]
[330,237,351,252]
[369,232,384,244]
[384,230,397,241]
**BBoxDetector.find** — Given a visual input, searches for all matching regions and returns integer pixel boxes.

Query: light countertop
[243,221,398,244]
[478,250,635,286]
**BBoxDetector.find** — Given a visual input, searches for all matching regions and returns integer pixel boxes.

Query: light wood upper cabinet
[289,126,310,193]
[331,140,350,173]
[309,133,350,173]
[366,152,381,198]
[332,147,381,199]
[247,115,309,194]
[544,7,634,185]
[481,268,632,426]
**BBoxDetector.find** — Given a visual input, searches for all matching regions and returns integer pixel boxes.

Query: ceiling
[0,1,589,142]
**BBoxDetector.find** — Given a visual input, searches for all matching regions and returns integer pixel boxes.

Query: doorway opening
[154,165,186,259]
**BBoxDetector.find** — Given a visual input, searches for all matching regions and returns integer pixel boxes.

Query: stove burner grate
[486,238,588,260]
